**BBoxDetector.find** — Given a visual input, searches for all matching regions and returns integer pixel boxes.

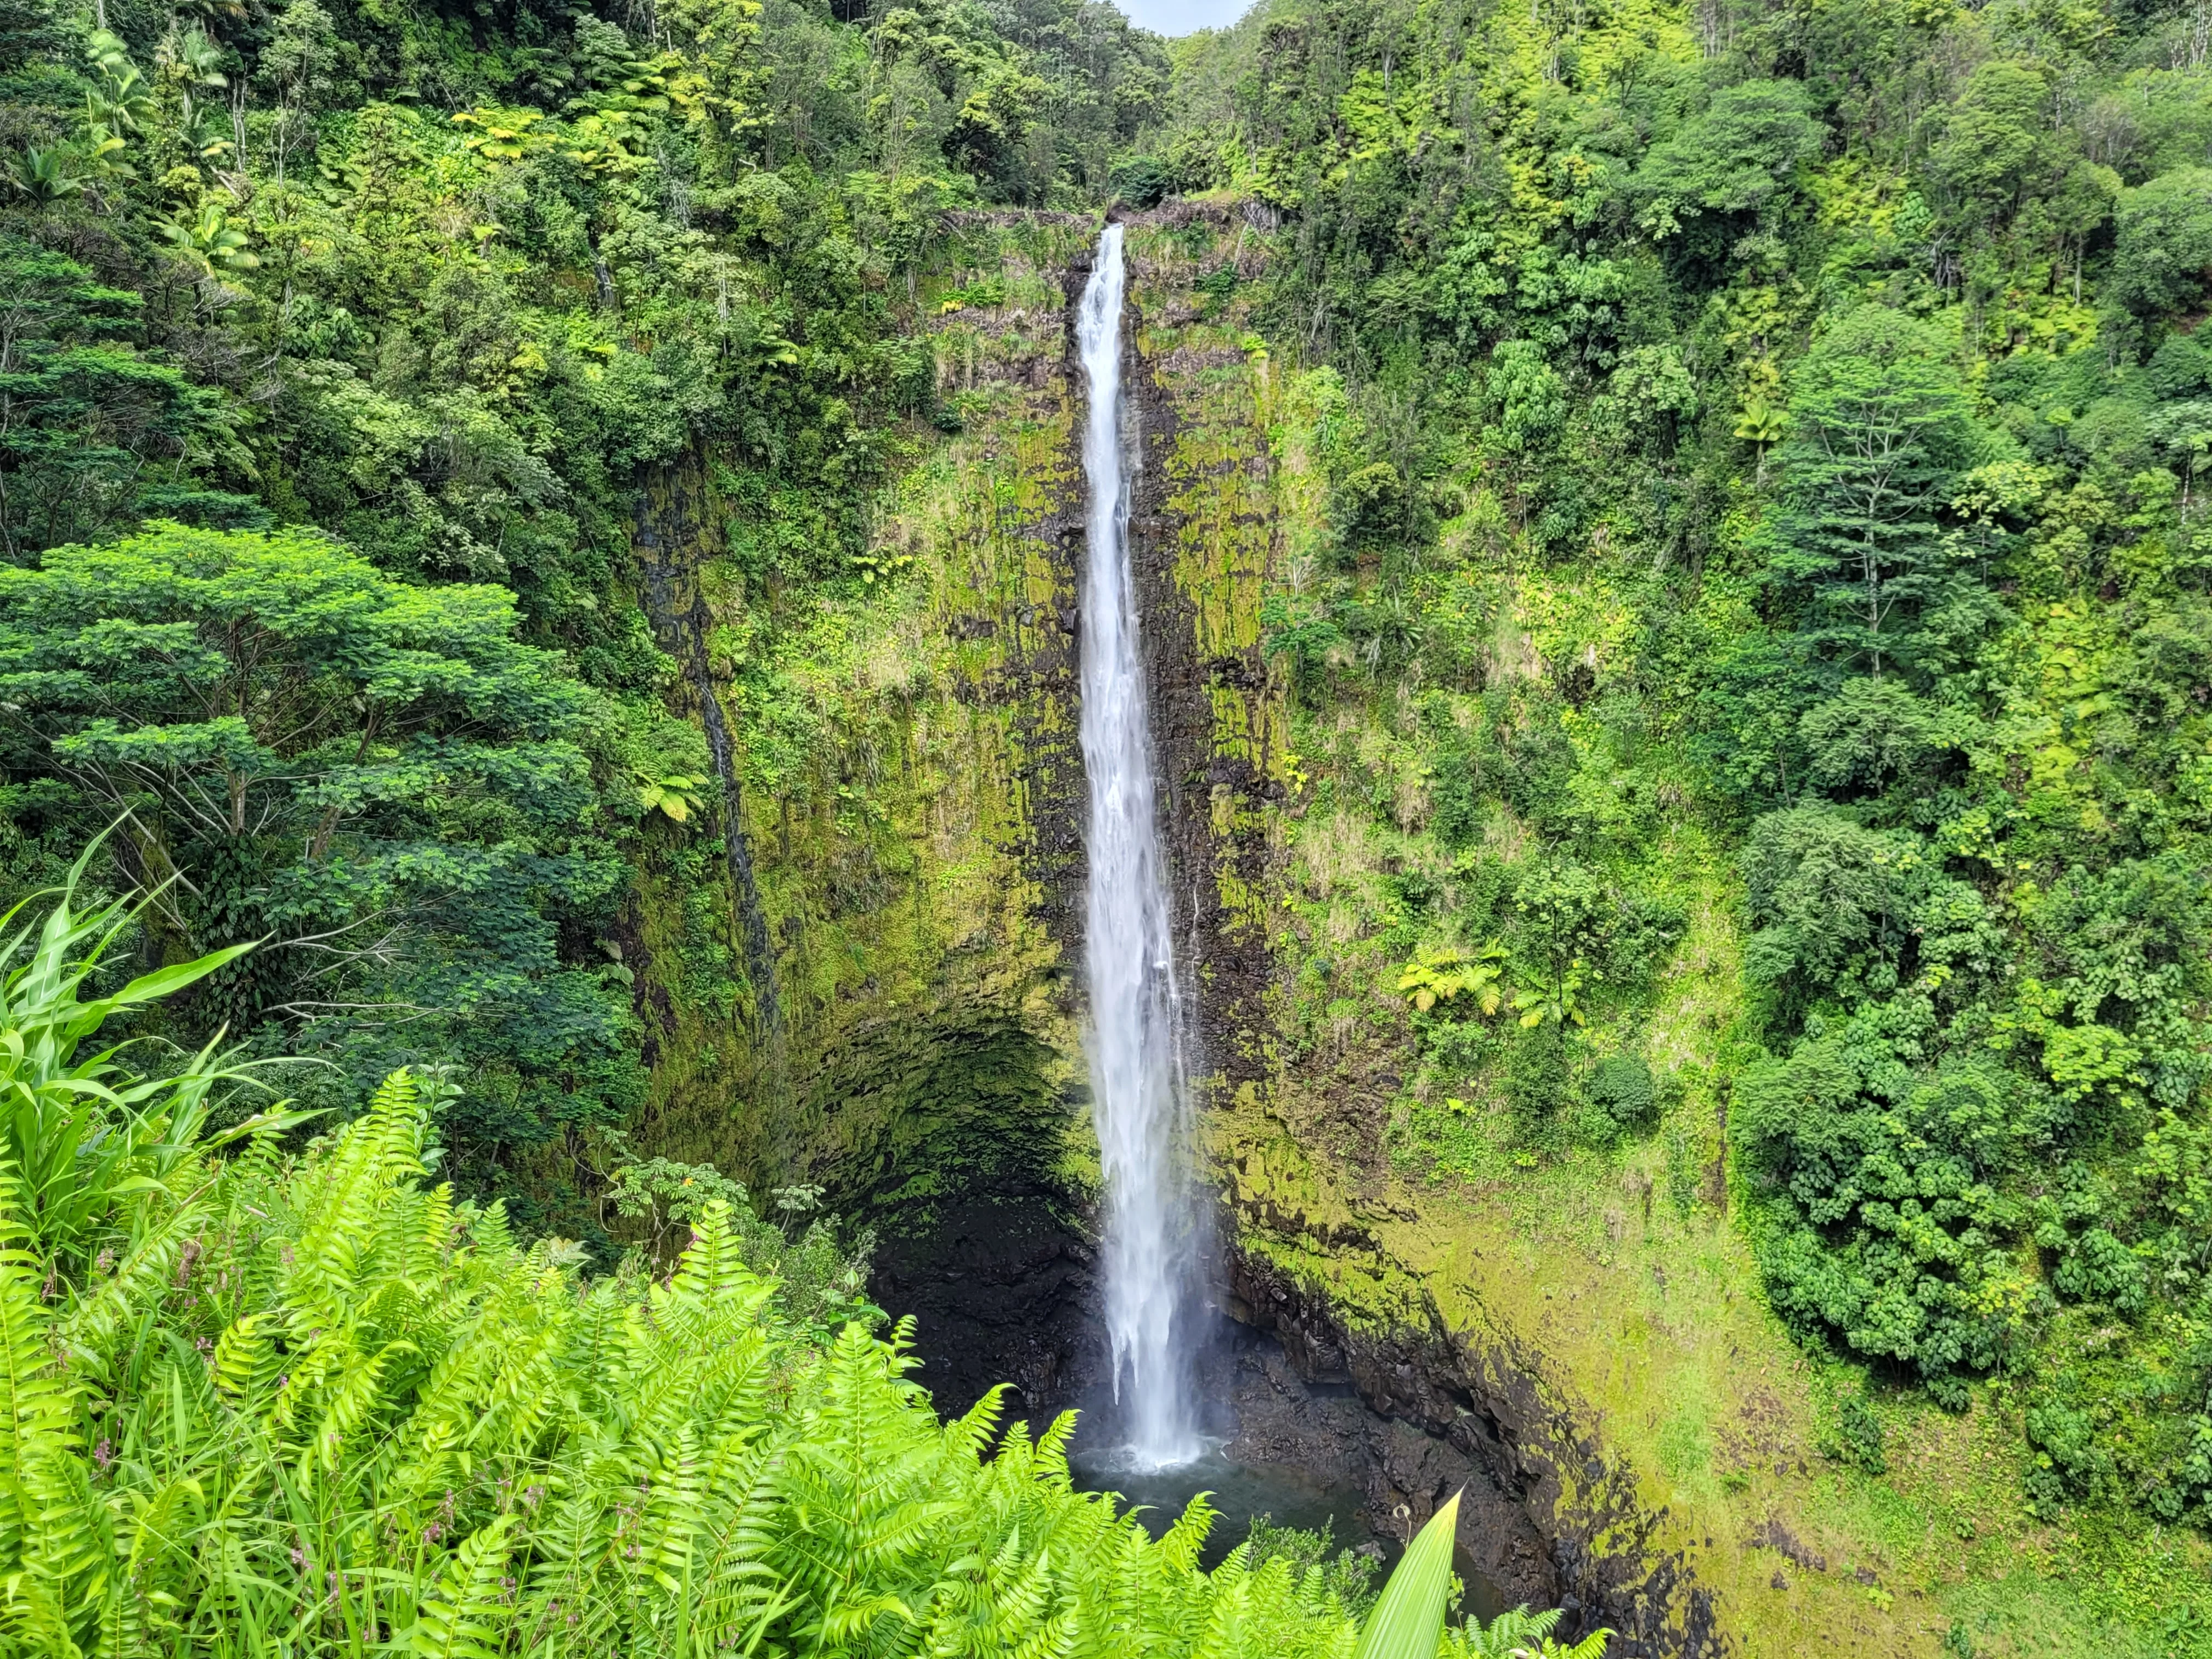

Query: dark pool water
[1071,1442,1378,1568]
[1069,1443,1509,1623]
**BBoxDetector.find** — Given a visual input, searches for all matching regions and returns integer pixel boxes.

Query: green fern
[393,1514,515,1659]
[1443,1602,1616,1658]
[0,873,1606,1659]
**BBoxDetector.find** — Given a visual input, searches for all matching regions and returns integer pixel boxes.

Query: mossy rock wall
[620,215,1101,1251]
[617,205,1304,1218]
[1120,202,1304,1109]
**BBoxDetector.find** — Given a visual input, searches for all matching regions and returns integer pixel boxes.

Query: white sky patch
[1118,0,1251,36]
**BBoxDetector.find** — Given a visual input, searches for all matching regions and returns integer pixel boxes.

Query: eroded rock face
[1226,1247,1724,1658]
[886,1196,1557,1616]
[874,1193,1099,1421]
[1219,1333,1556,1611]
[1116,204,1286,1109]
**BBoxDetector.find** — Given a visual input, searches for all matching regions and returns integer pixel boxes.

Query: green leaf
[94,941,257,1015]
[1353,1489,1459,1659]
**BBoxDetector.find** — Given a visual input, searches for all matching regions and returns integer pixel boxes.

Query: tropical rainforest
[6,0,2212,1646]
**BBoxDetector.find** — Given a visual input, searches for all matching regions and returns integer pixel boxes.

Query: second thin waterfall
[1075,223,1205,1470]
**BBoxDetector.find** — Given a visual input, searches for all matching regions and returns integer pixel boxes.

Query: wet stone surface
[1200,1324,1550,1617]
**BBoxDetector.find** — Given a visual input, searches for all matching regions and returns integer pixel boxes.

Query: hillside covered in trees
[9,0,2212,1649]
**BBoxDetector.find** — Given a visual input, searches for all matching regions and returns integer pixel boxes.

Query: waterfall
[1075,223,1204,1470]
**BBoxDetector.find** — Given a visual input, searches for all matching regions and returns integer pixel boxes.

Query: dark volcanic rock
[1226,1248,1726,1658]
[873,1194,1099,1421]
[1218,1333,1554,1610]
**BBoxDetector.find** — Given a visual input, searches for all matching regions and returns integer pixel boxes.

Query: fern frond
[55,1198,207,1379]
[943,1383,1007,1467]
[211,1312,282,1409]
[392,1514,514,1659]
[1033,1411,1080,1486]
[306,1337,416,1476]
[0,1176,82,1593]
[1156,1491,1217,1576]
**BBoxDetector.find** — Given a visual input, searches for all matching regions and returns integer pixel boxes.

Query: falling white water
[1076,224,1204,1471]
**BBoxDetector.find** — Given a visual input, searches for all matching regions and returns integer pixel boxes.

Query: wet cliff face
[1118,203,1297,1110]
[619,214,1103,1411]
[1226,1245,1719,1657]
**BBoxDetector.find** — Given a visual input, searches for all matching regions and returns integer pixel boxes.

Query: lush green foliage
[1244,1514,1383,1617]
[0,0,1168,1226]
[0,882,1502,1657]
[0,520,640,1185]
[0,843,290,1264]
[1147,0,2212,1547]
[10,0,2212,1583]
[0,235,255,558]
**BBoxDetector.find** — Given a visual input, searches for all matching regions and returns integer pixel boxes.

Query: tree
[1927,60,2052,238]
[1765,308,1987,681]
[0,0,61,73]
[1696,628,1829,807]
[0,521,639,1184]
[1741,803,1922,1014]
[0,235,253,561]
[2106,168,2212,338]
[1798,675,1973,799]
[1634,80,1825,246]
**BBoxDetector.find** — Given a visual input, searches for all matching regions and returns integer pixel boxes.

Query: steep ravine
[625,204,1723,1655]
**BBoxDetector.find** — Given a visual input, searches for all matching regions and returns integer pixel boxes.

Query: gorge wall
[616,201,1727,1656]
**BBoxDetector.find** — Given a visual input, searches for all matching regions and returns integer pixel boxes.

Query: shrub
[1735,1037,2021,1387]
[1506,1025,1576,1120]
[2051,1226,2149,1313]
[2024,1392,2114,1511]
[1588,1054,1658,1136]
[1829,1391,1888,1476]
[1111,154,1172,207]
